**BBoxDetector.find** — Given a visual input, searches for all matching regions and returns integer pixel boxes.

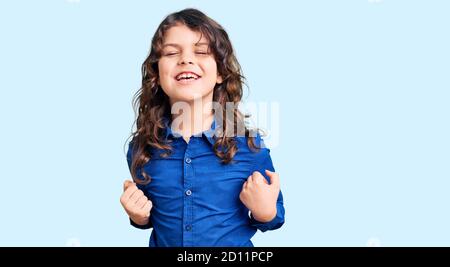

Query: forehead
[162,24,209,47]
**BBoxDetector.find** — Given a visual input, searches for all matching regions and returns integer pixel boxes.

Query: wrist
[130,216,149,226]
[252,207,277,223]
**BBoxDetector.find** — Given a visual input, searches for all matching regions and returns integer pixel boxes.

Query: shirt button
[185,225,192,231]
[185,157,192,164]
[185,189,192,196]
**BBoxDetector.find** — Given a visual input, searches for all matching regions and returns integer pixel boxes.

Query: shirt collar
[163,116,216,146]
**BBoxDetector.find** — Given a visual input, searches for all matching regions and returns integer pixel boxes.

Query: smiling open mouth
[175,72,201,81]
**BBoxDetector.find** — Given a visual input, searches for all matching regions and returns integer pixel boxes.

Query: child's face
[158,24,222,103]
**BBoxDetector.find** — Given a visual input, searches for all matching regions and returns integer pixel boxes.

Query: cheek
[158,62,173,84]
[203,61,219,81]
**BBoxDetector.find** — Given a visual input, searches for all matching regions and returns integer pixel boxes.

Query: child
[120,8,285,247]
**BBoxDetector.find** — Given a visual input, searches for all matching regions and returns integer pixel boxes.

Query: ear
[216,74,223,84]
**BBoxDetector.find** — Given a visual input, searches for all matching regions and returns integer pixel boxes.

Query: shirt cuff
[249,206,285,232]
[129,218,152,230]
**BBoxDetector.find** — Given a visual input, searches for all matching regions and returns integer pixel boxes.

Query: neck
[170,93,215,140]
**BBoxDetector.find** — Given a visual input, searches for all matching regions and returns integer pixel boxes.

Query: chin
[173,87,212,102]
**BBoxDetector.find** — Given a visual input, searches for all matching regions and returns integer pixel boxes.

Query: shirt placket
[182,140,195,246]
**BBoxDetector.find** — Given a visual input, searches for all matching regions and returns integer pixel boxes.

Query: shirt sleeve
[248,136,285,232]
[126,140,153,230]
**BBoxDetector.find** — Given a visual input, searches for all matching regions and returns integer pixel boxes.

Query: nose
[178,52,194,65]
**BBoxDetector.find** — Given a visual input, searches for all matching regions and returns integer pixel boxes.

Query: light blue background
[0,0,449,246]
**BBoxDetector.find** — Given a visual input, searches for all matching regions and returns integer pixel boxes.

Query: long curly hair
[128,8,260,184]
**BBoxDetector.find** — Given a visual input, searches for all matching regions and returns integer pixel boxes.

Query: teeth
[176,72,199,80]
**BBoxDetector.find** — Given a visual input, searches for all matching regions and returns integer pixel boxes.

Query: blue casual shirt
[126,119,285,247]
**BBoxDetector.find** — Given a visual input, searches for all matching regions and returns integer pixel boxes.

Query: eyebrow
[162,42,209,48]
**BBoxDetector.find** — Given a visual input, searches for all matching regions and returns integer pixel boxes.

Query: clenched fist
[120,180,152,226]
[239,170,280,223]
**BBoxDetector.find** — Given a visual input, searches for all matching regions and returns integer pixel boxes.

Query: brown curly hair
[128,8,260,185]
